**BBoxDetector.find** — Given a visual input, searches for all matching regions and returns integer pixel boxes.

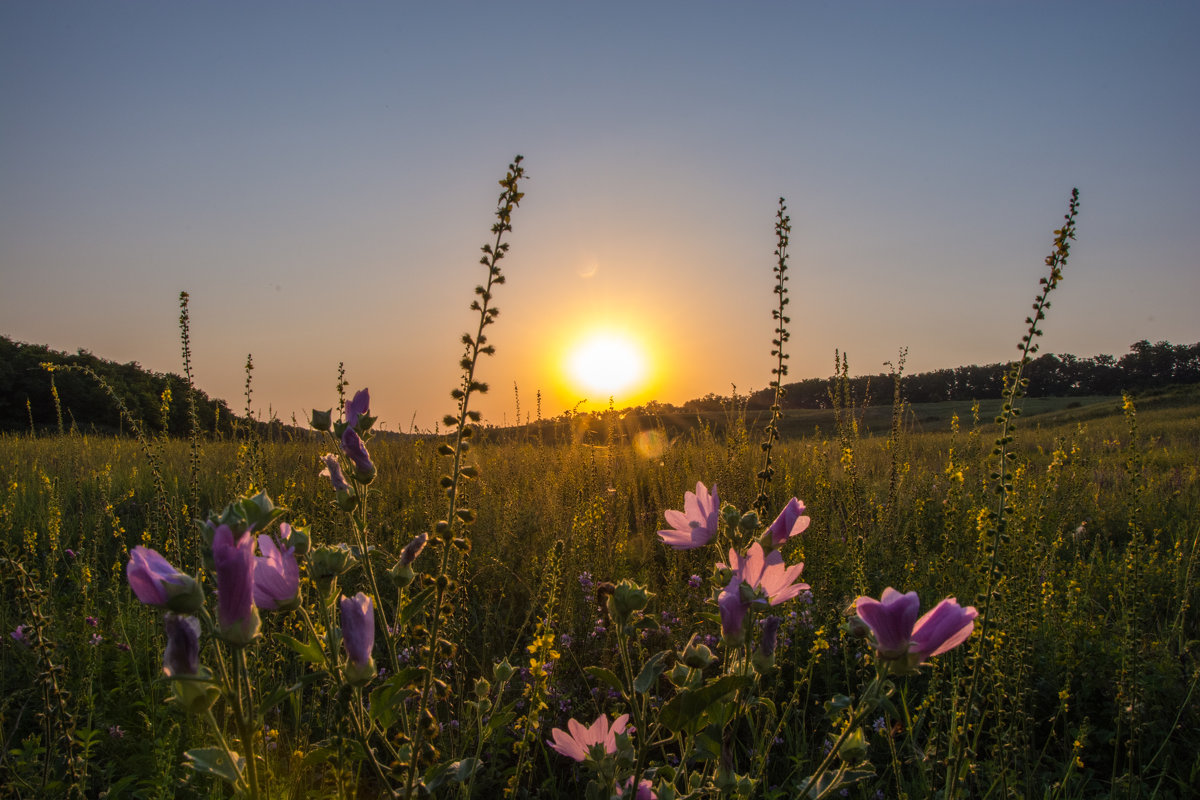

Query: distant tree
[0,336,236,436]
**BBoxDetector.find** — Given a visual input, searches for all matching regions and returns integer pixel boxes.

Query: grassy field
[2,389,1197,798]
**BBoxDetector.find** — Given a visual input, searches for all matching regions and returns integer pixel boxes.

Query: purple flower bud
[126,546,204,613]
[718,577,749,645]
[340,429,376,483]
[10,624,29,645]
[344,388,370,429]
[320,454,351,492]
[758,615,782,658]
[162,613,201,677]
[212,525,260,644]
[340,592,376,685]
[400,531,428,567]
[253,527,300,611]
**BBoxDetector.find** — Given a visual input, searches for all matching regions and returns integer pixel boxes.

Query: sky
[2,1,1198,431]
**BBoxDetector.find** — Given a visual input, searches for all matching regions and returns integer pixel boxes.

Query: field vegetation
[2,167,1197,799]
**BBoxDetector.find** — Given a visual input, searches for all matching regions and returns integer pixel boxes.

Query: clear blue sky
[2,2,1197,429]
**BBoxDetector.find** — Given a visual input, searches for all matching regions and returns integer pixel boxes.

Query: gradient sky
[3,2,1198,430]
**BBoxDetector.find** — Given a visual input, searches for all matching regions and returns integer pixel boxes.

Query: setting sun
[565,331,648,399]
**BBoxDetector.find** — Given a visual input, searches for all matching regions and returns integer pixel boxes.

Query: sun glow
[565,330,649,400]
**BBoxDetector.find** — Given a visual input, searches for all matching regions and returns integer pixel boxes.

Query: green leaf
[694,729,722,760]
[634,650,671,694]
[585,666,625,694]
[632,616,660,631]
[424,757,482,792]
[659,675,753,734]
[185,747,242,786]
[486,710,516,733]
[276,631,324,664]
[300,744,338,770]
[367,671,426,728]
[259,671,327,714]
[823,694,851,722]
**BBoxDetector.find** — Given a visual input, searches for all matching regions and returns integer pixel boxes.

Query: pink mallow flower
[763,497,810,548]
[657,482,719,550]
[618,777,657,800]
[547,713,630,762]
[253,525,300,611]
[853,588,977,674]
[722,542,809,606]
[126,546,203,613]
[718,542,808,645]
[212,525,260,645]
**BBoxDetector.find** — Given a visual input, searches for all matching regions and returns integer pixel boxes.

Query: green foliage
[0,335,237,437]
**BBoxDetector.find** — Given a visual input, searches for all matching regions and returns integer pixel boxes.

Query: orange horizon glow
[554,325,660,410]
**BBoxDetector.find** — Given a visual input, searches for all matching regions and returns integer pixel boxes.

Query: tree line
[3,336,1197,436]
[0,336,236,436]
[682,340,1198,413]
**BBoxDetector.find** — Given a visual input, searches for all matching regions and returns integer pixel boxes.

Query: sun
[566,331,648,399]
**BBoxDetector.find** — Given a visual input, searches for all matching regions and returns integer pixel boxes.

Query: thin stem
[947,188,1079,800]
[205,706,249,795]
[404,156,524,800]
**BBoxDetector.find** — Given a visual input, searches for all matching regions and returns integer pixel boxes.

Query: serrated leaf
[275,631,325,664]
[185,747,242,786]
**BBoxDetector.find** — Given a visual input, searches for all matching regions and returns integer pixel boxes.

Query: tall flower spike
[657,482,719,550]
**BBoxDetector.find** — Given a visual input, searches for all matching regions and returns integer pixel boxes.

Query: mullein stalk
[404,156,525,800]
[754,198,792,519]
[179,291,203,571]
[946,188,1079,800]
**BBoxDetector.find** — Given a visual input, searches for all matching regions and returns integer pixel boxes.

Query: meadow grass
[2,395,1197,797]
